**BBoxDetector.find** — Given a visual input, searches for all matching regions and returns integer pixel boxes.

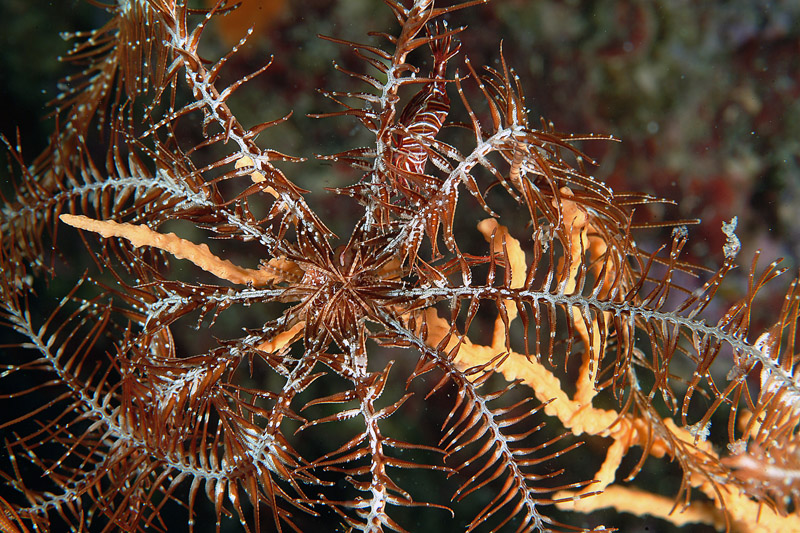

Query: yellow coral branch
[556,486,726,529]
[256,321,305,353]
[556,482,800,533]
[236,155,278,196]
[476,218,525,348]
[557,188,607,405]
[59,214,292,286]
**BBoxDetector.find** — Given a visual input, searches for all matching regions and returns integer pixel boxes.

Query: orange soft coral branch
[476,217,525,348]
[256,321,305,353]
[556,188,608,405]
[59,214,295,286]
[556,477,800,532]
[558,485,726,529]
